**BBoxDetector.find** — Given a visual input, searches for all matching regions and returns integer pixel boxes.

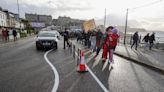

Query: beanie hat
[112,28,118,34]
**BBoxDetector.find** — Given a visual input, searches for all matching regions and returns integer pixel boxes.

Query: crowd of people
[76,26,120,67]
[62,26,120,68]
[131,32,155,50]
[0,28,18,42]
[63,26,156,69]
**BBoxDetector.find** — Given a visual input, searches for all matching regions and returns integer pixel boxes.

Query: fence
[120,34,164,50]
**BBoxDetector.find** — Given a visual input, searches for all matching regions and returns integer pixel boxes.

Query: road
[0,37,164,92]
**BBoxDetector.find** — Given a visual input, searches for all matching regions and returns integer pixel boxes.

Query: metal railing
[120,35,164,50]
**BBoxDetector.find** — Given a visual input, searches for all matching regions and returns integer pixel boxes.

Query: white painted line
[44,49,59,92]
[86,65,109,92]
[102,59,109,71]
[75,51,109,92]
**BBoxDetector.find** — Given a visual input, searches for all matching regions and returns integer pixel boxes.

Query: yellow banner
[83,19,96,33]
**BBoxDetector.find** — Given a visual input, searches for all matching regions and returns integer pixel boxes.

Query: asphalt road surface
[0,37,164,92]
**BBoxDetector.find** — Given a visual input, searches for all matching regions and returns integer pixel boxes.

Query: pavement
[0,34,35,48]
[0,37,164,92]
[115,44,164,72]
[71,40,164,92]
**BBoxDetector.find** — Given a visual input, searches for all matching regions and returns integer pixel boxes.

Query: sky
[0,0,164,31]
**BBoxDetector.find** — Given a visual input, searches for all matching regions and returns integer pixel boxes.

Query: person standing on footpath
[149,32,155,50]
[6,28,9,41]
[12,29,17,41]
[96,29,103,56]
[90,31,96,52]
[63,28,69,49]
[131,31,139,50]
[87,31,91,48]
[3,28,7,41]
[142,33,149,50]
[2,28,5,41]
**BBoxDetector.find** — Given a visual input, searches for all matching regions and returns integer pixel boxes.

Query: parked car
[36,31,60,50]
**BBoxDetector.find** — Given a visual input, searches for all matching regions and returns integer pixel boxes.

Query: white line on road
[75,52,109,92]
[44,49,59,92]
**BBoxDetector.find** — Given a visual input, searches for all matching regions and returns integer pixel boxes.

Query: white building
[15,21,24,29]
[0,9,7,27]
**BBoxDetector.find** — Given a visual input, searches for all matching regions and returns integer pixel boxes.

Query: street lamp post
[124,8,128,45]
[104,8,106,29]
[17,0,21,30]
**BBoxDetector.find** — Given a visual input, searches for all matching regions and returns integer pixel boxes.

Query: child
[107,28,119,64]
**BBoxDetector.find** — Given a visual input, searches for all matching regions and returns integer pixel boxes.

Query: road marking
[92,54,102,68]
[75,52,109,92]
[44,49,59,92]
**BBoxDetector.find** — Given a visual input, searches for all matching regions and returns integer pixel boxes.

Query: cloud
[95,14,164,31]
[0,0,92,18]
[95,14,142,28]
[1,0,164,31]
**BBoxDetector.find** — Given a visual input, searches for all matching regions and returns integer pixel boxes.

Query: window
[1,21,3,26]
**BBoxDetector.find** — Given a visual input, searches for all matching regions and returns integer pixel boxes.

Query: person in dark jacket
[12,29,17,41]
[149,32,155,50]
[63,28,69,49]
[96,29,103,55]
[86,31,91,48]
[131,31,139,50]
[142,33,149,50]
[6,28,9,41]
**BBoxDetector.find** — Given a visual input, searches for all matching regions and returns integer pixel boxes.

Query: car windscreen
[38,32,56,37]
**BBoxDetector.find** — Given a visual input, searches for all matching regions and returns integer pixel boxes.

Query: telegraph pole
[17,0,21,30]
[124,8,128,45]
[104,8,106,29]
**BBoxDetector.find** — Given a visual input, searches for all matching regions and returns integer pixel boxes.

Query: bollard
[70,42,72,53]
[73,45,76,59]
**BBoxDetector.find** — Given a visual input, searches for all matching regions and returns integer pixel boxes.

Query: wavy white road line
[44,49,59,92]
[75,52,109,92]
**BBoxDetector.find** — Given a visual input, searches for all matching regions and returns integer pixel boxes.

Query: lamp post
[104,8,106,30]
[17,0,21,30]
[124,8,128,45]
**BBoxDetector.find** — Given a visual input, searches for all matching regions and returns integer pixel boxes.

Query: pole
[17,0,21,30]
[104,8,106,29]
[124,8,128,45]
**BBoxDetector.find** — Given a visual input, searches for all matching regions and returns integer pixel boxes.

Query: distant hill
[116,26,146,33]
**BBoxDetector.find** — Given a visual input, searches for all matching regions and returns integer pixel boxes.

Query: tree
[21,19,32,34]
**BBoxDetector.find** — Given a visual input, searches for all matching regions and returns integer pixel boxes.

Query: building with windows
[25,13,52,27]
[0,7,7,27]
[52,16,84,31]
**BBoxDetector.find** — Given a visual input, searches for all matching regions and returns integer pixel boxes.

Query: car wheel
[54,42,58,50]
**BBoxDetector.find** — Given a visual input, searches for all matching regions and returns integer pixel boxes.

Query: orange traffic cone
[78,50,88,72]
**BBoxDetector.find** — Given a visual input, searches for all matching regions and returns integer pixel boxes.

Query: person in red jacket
[107,28,119,64]
[102,26,114,62]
